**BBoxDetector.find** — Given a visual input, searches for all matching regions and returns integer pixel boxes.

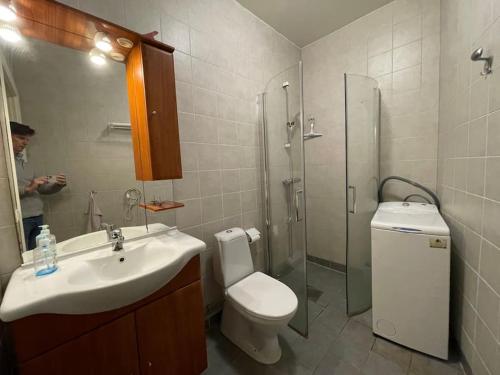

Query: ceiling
[236,0,393,47]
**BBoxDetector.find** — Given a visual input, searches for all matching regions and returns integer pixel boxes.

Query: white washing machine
[371,202,450,360]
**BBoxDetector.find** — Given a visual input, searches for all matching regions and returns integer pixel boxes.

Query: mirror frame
[0,51,25,252]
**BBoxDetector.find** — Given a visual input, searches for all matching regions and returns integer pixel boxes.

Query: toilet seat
[227,272,298,322]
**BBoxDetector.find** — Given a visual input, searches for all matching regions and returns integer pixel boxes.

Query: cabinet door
[126,42,182,181]
[18,313,139,375]
[136,281,207,375]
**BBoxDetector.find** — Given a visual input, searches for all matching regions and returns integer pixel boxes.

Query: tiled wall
[302,0,440,265]
[439,1,500,374]
[10,39,147,242]
[0,0,300,313]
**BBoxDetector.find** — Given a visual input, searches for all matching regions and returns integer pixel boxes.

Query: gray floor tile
[322,320,375,370]
[362,351,407,375]
[314,350,363,375]
[314,305,349,336]
[308,300,325,324]
[410,351,464,375]
[371,338,411,372]
[340,320,375,348]
[352,309,372,329]
[287,321,339,370]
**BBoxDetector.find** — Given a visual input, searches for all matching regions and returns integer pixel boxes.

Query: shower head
[282,81,289,89]
[470,47,493,75]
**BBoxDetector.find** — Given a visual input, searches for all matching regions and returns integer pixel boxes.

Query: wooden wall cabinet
[8,256,207,375]
[127,42,182,181]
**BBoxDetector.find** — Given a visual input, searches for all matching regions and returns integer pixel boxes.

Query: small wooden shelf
[139,201,184,212]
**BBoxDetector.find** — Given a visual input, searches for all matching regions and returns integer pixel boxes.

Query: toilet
[213,228,298,364]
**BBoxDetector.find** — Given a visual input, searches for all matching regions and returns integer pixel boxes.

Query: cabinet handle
[348,185,357,214]
[147,361,153,367]
[151,110,157,115]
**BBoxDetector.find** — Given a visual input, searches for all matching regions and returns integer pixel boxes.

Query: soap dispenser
[33,225,57,277]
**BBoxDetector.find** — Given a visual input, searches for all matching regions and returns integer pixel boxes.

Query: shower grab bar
[295,189,303,222]
[378,176,440,210]
[348,185,357,214]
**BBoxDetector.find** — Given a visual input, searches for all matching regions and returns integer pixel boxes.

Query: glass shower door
[345,74,380,316]
[261,63,308,335]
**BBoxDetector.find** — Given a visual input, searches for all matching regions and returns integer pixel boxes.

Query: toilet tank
[214,228,254,288]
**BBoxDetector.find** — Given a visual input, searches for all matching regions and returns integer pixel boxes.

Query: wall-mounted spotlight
[94,31,112,53]
[471,47,493,76]
[117,37,133,49]
[0,2,16,22]
[89,48,107,65]
[0,23,21,43]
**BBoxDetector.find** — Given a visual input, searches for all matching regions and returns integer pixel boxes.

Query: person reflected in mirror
[10,122,66,250]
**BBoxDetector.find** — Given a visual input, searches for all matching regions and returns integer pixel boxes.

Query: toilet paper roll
[245,228,261,243]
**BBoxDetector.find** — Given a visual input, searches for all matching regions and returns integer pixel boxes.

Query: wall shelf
[139,201,184,212]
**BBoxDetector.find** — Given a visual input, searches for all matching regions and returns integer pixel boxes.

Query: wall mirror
[0,0,177,259]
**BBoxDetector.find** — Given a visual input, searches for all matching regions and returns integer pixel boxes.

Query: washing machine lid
[227,272,298,321]
[371,202,450,236]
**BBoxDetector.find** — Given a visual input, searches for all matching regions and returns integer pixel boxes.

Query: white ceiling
[236,0,393,47]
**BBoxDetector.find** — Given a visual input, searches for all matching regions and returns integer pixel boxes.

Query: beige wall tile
[201,196,223,223]
[199,170,222,197]
[393,40,422,72]
[477,278,500,340]
[393,16,422,48]
[368,51,393,77]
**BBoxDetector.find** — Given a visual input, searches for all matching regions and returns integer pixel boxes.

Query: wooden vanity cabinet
[8,256,207,375]
[136,282,206,375]
[127,42,182,181]
[18,314,140,375]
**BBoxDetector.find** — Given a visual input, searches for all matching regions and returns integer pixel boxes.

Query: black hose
[378,176,440,210]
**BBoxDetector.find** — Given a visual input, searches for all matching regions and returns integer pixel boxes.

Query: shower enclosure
[260,67,379,335]
[260,62,308,335]
[345,74,380,316]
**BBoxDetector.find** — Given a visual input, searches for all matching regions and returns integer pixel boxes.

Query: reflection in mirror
[3,37,151,254]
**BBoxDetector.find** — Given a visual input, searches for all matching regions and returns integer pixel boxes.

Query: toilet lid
[227,272,298,321]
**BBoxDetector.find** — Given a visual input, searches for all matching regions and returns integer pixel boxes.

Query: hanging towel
[86,191,103,233]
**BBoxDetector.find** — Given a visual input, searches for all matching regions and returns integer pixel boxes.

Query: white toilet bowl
[214,228,298,364]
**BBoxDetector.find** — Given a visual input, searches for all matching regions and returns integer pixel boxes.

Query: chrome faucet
[100,223,115,241]
[111,228,125,252]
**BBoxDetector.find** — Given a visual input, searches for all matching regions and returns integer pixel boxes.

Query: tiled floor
[204,262,465,375]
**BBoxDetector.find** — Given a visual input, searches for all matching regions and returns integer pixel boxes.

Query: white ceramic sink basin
[67,239,175,285]
[0,227,206,322]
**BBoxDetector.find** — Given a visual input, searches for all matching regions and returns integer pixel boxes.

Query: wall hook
[471,47,493,76]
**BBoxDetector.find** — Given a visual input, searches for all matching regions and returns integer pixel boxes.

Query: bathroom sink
[67,239,175,285]
[0,227,206,321]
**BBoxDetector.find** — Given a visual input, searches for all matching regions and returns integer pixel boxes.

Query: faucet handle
[111,228,124,240]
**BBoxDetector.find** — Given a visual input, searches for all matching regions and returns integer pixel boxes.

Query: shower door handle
[295,189,303,222]
[348,185,357,214]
